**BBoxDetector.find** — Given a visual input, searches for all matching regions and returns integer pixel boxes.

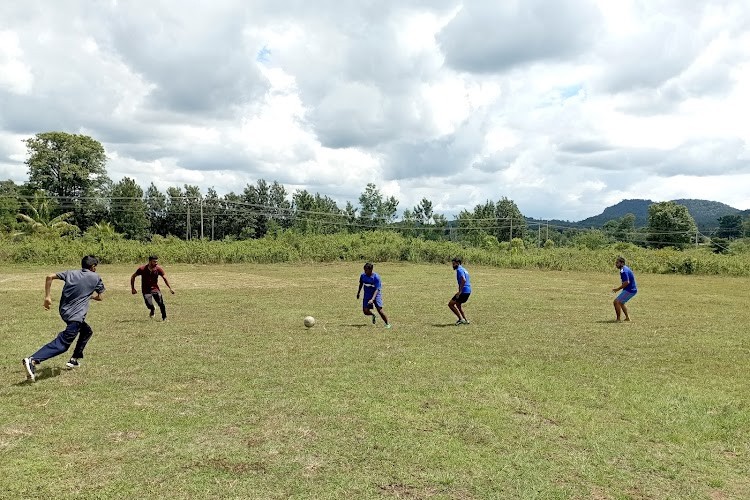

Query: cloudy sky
[1,0,748,221]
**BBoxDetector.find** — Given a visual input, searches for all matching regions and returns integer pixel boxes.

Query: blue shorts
[616,290,637,303]
[451,292,471,304]
[363,294,383,310]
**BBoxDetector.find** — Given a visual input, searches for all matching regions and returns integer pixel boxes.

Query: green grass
[1,263,748,499]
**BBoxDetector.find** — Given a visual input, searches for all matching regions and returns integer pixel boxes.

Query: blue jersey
[360,272,382,299]
[620,265,637,293]
[456,265,471,294]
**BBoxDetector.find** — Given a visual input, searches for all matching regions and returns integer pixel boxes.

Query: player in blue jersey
[356,263,391,329]
[449,258,471,325]
[612,256,637,322]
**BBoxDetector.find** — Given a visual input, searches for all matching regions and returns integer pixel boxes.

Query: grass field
[1,263,748,499]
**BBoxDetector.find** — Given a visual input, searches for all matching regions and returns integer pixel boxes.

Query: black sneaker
[22,357,36,381]
[65,358,81,369]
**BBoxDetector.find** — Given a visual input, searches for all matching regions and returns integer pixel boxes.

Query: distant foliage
[1,231,749,276]
[647,202,697,249]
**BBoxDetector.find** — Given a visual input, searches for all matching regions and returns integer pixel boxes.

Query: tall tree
[145,183,168,237]
[344,201,358,232]
[495,197,526,241]
[603,213,636,242]
[292,189,342,234]
[184,185,203,239]
[413,198,434,225]
[399,208,418,237]
[110,177,149,240]
[716,215,743,239]
[221,191,255,239]
[203,188,222,240]
[456,200,496,245]
[0,180,20,232]
[242,179,291,238]
[647,201,698,249]
[358,183,398,228]
[430,213,448,241]
[268,180,292,232]
[165,186,187,238]
[24,132,110,230]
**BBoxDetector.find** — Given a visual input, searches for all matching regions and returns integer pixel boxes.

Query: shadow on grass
[431,323,461,328]
[595,319,626,324]
[14,365,64,385]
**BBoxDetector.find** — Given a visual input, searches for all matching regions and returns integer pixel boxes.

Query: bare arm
[356,280,363,298]
[162,274,175,294]
[131,272,138,294]
[457,276,466,296]
[44,273,59,309]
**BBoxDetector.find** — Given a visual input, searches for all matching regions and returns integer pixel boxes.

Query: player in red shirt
[130,255,174,321]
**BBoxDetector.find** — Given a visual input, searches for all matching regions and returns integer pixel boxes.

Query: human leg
[363,306,376,323]
[448,298,461,320]
[71,321,93,359]
[152,291,167,320]
[615,291,635,321]
[143,293,156,317]
[375,305,390,325]
[455,293,470,323]
[456,303,468,323]
[30,322,82,363]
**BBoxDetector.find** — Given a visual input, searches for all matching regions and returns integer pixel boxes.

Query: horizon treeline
[1,131,749,252]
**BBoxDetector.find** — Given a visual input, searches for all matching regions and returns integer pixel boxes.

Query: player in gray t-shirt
[22,255,105,382]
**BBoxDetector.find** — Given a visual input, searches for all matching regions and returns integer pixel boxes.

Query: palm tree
[15,190,79,237]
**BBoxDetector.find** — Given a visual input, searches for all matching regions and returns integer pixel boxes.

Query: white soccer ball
[303,316,316,328]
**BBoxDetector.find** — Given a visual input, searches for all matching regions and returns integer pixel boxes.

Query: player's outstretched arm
[163,275,175,294]
[43,273,59,309]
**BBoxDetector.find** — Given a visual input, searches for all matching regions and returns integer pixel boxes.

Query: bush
[0,230,749,276]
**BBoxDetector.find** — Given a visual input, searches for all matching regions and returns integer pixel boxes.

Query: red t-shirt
[135,264,165,293]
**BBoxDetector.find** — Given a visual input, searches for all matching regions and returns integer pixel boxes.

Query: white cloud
[0,0,749,220]
[0,31,33,94]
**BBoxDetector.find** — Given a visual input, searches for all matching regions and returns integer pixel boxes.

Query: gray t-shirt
[56,269,106,323]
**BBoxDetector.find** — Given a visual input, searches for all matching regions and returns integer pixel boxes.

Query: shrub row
[1,232,749,276]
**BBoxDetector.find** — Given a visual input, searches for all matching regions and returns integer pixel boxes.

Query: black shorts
[452,292,471,304]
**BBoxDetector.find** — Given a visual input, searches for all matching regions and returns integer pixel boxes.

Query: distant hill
[575,199,743,230]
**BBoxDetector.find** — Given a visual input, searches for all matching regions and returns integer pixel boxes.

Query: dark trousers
[32,321,93,362]
[143,291,167,319]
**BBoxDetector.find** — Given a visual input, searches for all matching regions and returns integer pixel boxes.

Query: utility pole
[186,202,191,240]
[200,199,204,240]
[538,223,541,247]
[212,216,215,241]
[509,218,513,243]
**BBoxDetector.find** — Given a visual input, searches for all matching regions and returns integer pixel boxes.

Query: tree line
[1,132,749,252]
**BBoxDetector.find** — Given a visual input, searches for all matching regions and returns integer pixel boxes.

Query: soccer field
[1,263,748,499]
